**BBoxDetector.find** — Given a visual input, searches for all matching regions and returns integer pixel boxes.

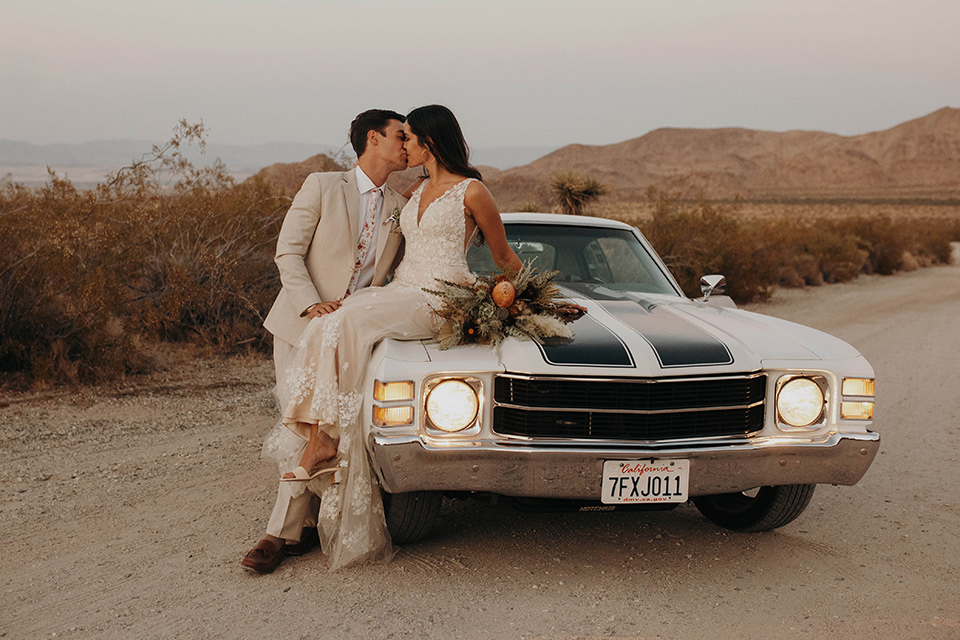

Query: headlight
[372,405,414,426]
[842,378,875,397]
[372,379,415,427]
[840,401,874,420]
[841,377,875,420]
[777,377,825,428]
[425,379,479,432]
[374,380,414,402]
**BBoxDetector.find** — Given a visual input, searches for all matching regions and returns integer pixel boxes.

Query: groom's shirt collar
[355,165,386,194]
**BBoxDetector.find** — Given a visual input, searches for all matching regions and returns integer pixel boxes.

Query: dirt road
[2,253,959,640]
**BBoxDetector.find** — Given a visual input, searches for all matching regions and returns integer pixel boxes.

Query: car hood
[422,287,862,376]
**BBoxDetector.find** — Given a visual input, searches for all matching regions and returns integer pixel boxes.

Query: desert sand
[2,248,959,640]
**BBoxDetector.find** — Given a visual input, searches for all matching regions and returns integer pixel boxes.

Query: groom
[243,109,409,574]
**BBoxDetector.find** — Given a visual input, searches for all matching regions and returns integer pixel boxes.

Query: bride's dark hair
[406,105,483,181]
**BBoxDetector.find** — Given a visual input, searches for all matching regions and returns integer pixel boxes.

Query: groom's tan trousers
[266,481,318,542]
[265,337,318,542]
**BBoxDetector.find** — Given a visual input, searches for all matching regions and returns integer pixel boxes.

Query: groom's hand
[305,300,342,319]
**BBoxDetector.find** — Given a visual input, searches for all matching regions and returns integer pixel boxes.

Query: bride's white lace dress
[262,177,477,570]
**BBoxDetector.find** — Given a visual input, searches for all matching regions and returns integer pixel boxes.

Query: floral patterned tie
[347,187,381,294]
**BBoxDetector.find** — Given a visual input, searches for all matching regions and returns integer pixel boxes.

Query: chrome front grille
[493,372,766,441]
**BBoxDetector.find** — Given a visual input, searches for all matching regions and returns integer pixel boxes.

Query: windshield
[466,223,680,297]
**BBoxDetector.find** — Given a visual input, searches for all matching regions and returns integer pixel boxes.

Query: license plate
[601,459,690,504]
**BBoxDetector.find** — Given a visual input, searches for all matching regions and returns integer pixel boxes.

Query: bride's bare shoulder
[464,178,493,199]
[463,179,498,217]
[401,175,427,199]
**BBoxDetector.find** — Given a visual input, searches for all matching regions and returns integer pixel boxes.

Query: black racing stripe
[600,300,734,368]
[536,313,634,368]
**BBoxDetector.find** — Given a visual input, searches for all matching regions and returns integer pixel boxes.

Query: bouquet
[424,263,585,350]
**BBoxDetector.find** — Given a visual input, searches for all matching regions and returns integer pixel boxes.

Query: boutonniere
[384,206,402,228]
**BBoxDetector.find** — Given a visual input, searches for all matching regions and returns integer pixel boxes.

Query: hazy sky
[3,0,958,149]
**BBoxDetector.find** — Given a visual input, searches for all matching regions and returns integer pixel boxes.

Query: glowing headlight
[841,401,874,420]
[373,405,414,426]
[425,379,479,432]
[374,380,414,402]
[840,377,874,420]
[777,377,825,428]
[842,378,875,397]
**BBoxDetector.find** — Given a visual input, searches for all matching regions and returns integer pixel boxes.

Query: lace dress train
[262,178,477,570]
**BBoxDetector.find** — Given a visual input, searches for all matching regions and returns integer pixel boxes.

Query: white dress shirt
[351,165,386,292]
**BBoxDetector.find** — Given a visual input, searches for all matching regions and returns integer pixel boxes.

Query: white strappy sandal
[280,456,341,482]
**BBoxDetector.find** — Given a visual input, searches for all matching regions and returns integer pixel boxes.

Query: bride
[264,105,522,570]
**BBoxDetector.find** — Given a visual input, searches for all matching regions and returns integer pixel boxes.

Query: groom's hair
[350,109,406,157]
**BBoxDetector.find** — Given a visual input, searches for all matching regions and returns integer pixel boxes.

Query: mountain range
[484,107,960,206]
[4,108,959,202]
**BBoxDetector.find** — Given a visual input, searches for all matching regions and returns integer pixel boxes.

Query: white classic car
[363,213,879,543]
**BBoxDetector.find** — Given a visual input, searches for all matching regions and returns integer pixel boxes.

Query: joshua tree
[551,171,607,215]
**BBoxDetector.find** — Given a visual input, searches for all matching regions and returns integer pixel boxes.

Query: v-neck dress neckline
[415,178,473,227]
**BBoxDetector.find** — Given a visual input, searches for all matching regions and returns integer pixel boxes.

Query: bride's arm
[464,181,522,273]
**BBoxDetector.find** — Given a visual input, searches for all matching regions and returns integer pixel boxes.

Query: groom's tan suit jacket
[264,170,406,347]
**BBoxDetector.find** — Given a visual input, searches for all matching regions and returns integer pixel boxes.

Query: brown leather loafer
[241,538,285,574]
[284,527,320,557]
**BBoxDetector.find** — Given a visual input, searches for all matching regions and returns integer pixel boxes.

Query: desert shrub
[834,215,908,275]
[914,217,959,264]
[767,219,868,285]
[634,187,957,304]
[0,121,288,388]
[131,175,286,348]
[639,186,779,302]
[842,215,956,272]
[515,201,544,213]
[0,173,158,385]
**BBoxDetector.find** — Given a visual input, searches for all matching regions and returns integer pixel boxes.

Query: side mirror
[699,274,727,301]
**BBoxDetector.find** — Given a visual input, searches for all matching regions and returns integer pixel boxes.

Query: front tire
[692,484,815,532]
[383,490,442,544]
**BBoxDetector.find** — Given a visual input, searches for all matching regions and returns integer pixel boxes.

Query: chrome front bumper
[371,431,880,498]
